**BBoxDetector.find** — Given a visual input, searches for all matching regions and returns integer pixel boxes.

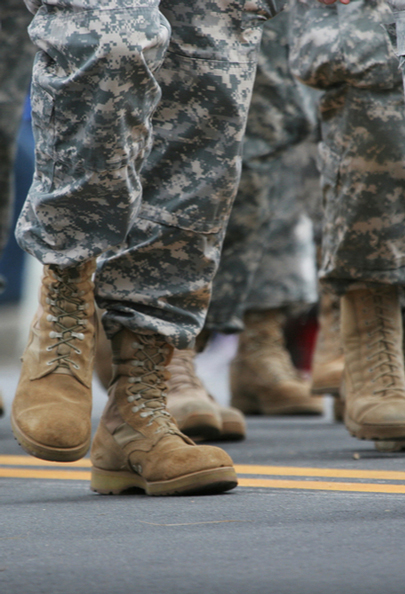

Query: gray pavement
[2,336,405,594]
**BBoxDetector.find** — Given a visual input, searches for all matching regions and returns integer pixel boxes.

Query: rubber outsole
[345,413,405,441]
[231,393,323,416]
[91,466,238,496]
[178,413,222,441]
[10,414,90,462]
[311,385,340,397]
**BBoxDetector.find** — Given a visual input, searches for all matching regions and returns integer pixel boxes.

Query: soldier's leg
[228,198,322,417]
[290,0,405,441]
[92,0,280,491]
[206,11,321,417]
[13,0,172,463]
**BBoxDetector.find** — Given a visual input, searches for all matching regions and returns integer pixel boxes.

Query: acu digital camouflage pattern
[205,7,319,333]
[15,0,279,348]
[289,0,405,293]
[390,4,405,102]
[0,0,35,254]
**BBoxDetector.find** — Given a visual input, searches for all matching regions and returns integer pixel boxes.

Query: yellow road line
[238,477,405,494]
[235,465,405,482]
[2,464,405,494]
[2,457,405,483]
[0,468,90,481]
[0,455,91,468]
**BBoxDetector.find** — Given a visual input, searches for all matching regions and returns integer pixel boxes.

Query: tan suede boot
[311,290,344,396]
[333,398,345,423]
[341,286,405,441]
[94,322,245,441]
[90,329,238,496]
[11,260,96,461]
[167,348,246,441]
[230,309,323,415]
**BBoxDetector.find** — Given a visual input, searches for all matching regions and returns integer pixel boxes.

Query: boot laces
[363,291,403,394]
[127,336,173,430]
[45,267,89,370]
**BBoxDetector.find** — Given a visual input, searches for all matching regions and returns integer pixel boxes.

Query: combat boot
[94,323,246,441]
[90,329,238,496]
[11,260,96,461]
[341,285,405,441]
[311,290,344,396]
[230,309,323,415]
[167,347,246,441]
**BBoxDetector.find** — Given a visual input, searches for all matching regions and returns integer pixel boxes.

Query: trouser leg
[16,0,171,265]
[318,85,405,293]
[96,0,276,347]
[204,11,318,333]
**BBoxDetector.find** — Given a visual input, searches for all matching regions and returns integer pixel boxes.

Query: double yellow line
[1,456,405,493]
[236,465,405,494]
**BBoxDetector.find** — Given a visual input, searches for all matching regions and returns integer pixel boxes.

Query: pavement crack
[138,520,250,527]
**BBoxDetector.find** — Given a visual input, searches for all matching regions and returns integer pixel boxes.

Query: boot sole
[91,466,238,496]
[215,421,246,442]
[231,394,323,416]
[10,414,91,462]
[311,385,340,397]
[177,413,222,441]
[232,403,323,416]
[345,414,405,441]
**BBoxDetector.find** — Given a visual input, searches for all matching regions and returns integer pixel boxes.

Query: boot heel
[91,467,144,495]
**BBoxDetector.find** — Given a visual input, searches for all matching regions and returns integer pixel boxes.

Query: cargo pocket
[28,5,170,174]
[288,1,345,89]
[338,0,402,89]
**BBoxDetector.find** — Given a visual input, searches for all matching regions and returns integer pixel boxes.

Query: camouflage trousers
[289,0,405,294]
[205,9,319,333]
[15,0,277,348]
[0,0,35,254]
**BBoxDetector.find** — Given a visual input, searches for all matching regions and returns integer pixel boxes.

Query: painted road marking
[3,457,405,481]
[0,455,91,468]
[235,465,405,481]
[2,456,405,493]
[237,478,405,494]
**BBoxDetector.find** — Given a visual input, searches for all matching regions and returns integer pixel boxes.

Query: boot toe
[133,441,234,483]
[14,405,90,449]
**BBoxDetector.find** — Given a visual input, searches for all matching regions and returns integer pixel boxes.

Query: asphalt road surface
[2,340,405,594]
